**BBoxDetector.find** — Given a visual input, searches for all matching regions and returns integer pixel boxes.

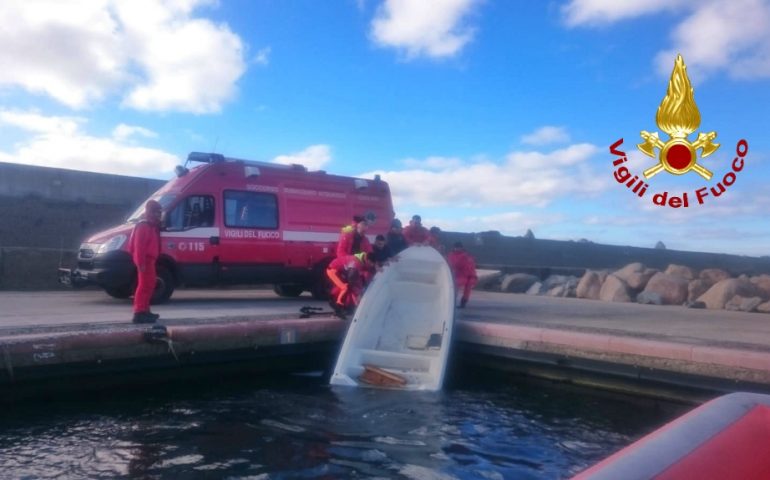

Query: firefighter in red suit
[326,252,370,318]
[336,215,372,258]
[403,214,431,246]
[129,200,162,323]
[447,241,477,308]
[428,226,444,253]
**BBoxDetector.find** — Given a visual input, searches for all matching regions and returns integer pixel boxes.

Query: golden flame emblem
[638,54,719,180]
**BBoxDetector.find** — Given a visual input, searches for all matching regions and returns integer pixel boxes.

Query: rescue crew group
[127,201,477,323]
[325,213,478,319]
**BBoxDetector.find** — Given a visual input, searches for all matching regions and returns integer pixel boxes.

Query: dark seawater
[0,368,686,479]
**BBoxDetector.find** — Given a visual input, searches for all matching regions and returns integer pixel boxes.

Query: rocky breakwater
[486,262,770,314]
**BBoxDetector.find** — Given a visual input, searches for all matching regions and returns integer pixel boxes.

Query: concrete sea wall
[443,231,770,277]
[0,162,164,289]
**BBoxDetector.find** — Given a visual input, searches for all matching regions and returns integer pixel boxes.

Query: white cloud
[562,0,689,26]
[562,0,770,80]
[363,143,606,208]
[253,47,271,66]
[582,214,638,226]
[0,110,178,177]
[0,110,82,135]
[370,0,480,59]
[655,0,770,79]
[0,1,122,108]
[0,0,246,112]
[112,123,158,141]
[507,143,599,169]
[637,188,770,221]
[402,156,463,169]
[576,190,770,255]
[521,126,571,146]
[436,210,565,235]
[272,144,332,170]
[356,137,767,256]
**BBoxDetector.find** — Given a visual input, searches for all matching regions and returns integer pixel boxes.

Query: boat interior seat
[406,334,442,350]
[374,327,437,354]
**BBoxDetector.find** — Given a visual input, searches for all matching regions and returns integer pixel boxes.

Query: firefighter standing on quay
[403,214,431,245]
[129,200,162,324]
[386,218,408,254]
[447,241,478,308]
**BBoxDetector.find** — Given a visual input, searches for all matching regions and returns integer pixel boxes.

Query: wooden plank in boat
[359,364,407,387]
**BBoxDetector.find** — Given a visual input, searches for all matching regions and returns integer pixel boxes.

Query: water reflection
[0,368,686,479]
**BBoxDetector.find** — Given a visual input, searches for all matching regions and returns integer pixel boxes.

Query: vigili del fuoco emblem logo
[638,54,719,180]
[610,54,748,208]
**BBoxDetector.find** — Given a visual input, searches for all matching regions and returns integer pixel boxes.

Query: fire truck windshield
[126,194,177,223]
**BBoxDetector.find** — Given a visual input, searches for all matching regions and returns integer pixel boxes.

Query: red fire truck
[59,152,394,303]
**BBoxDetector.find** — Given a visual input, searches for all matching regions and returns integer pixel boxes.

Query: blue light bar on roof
[187,152,225,164]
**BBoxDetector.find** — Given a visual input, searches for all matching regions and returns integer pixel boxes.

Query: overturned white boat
[330,246,456,391]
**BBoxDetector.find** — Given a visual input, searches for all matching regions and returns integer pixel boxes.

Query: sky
[1,0,770,256]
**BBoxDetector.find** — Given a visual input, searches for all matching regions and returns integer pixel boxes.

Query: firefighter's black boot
[132,311,158,324]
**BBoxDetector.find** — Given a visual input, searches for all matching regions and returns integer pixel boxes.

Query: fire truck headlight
[97,234,127,254]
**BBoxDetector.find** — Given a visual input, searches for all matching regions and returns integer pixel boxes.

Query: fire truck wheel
[151,266,175,304]
[273,284,304,297]
[105,285,133,299]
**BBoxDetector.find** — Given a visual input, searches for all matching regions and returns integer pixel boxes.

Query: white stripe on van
[161,227,220,238]
[284,231,378,243]
[161,228,369,243]
[283,231,339,242]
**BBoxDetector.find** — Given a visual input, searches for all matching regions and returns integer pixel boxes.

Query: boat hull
[574,391,770,480]
[330,246,456,391]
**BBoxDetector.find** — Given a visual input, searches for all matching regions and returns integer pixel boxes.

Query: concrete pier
[458,292,770,400]
[2,289,770,401]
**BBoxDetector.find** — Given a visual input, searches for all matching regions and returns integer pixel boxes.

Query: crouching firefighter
[326,252,371,319]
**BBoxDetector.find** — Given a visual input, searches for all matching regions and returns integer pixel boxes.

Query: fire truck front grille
[78,243,98,260]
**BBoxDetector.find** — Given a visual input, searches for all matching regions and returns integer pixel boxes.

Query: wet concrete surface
[0,288,328,333]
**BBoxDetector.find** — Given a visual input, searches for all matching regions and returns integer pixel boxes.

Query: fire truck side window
[224,191,278,229]
[165,195,215,231]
